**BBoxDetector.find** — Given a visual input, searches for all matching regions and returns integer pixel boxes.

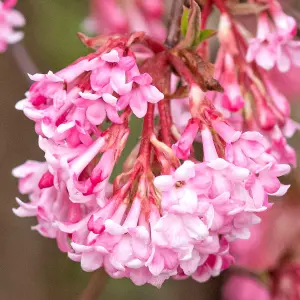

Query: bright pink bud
[172,120,199,159]
[38,171,54,189]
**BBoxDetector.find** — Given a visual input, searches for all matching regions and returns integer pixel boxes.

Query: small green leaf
[181,6,190,37]
[196,29,217,44]
[177,1,201,49]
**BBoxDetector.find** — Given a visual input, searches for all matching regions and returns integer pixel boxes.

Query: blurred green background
[0,1,222,299]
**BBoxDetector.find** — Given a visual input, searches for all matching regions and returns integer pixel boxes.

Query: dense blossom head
[0,0,25,52]
[12,160,91,252]
[205,8,300,167]
[16,48,163,145]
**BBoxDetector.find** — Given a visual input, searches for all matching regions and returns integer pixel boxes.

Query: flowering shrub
[12,0,299,290]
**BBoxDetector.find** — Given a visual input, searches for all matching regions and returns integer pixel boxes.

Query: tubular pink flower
[38,129,124,206]
[12,161,96,252]
[117,73,164,118]
[208,11,299,166]
[17,49,163,141]
[215,52,244,112]
[172,119,199,159]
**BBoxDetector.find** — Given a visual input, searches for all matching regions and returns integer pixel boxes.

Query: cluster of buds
[13,0,297,288]
[83,0,166,42]
[0,0,25,52]
[206,0,300,167]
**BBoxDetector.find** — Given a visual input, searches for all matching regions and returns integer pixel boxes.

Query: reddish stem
[213,0,248,52]
[165,100,173,129]
[167,53,197,86]
[213,0,227,14]
[158,101,172,147]
[138,103,155,170]
[141,36,167,53]
[201,0,213,29]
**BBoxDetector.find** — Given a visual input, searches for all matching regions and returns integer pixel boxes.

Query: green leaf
[181,6,190,37]
[177,1,201,49]
[195,29,217,44]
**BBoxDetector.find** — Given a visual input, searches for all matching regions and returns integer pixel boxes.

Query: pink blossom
[246,9,300,73]
[214,51,244,112]
[224,197,300,299]
[172,119,199,159]
[17,49,163,141]
[0,0,25,52]
[57,198,179,287]
[12,160,91,252]
[83,0,166,42]
[222,275,271,300]
[170,97,191,133]
[38,128,124,206]
[231,199,300,272]
[117,73,164,118]
[268,65,300,99]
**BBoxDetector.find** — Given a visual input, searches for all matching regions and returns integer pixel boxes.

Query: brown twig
[11,43,40,86]
[78,269,108,300]
[166,0,185,48]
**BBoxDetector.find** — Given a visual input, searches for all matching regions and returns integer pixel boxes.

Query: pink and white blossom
[246,6,300,73]
[17,49,163,142]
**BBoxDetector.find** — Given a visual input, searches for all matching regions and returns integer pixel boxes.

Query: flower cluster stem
[201,0,212,29]
[139,103,155,170]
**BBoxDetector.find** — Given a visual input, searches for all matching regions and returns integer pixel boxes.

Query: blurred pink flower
[222,275,271,300]
[83,0,166,42]
[269,65,300,100]
[231,198,300,272]
[0,0,25,52]
[246,3,300,73]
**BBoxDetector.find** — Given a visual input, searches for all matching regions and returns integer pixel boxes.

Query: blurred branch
[78,269,108,300]
[11,43,39,85]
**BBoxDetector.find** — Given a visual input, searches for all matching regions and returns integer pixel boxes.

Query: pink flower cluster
[247,1,300,73]
[13,100,290,287]
[12,0,295,288]
[222,195,300,300]
[83,0,166,42]
[12,160,94,252]
[0,0,25,52]
[205,12,300,167]
[17,48,163,145]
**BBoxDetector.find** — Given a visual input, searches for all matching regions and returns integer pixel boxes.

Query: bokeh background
[0,1,222,299]
[1,1,300,299]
